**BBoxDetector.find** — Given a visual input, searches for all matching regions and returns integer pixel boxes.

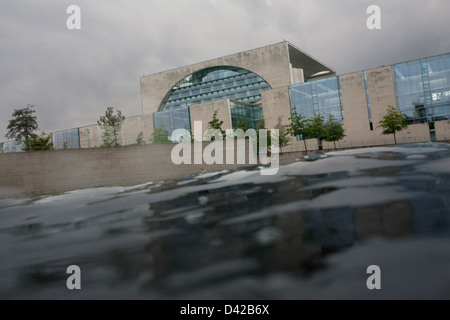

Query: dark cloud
[1,0,450,139]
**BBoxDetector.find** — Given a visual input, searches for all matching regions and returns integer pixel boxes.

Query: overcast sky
[1,0,450,140]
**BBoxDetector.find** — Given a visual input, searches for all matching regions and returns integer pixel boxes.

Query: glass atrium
[153,106,191,140]
[289,77,343,122]
[393,53,450,124]
[51,128,80,149]
[155,66,271,136]
[1,141,24,153]
[230,101,264,130]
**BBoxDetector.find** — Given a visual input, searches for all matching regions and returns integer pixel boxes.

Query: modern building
[2,41,450,153]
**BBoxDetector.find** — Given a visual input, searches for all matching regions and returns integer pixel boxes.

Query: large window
[230,101,264,130]
[52,128,80,149]
[393,53,450,123]
[153,106,191,141]
[1,141,24,153]
[160,66,271,111]
[155,66,271,137]
[289,77,343,122]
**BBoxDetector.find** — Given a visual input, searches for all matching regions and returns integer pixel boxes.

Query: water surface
[1,143,449,299]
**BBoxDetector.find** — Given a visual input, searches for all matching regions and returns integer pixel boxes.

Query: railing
[281,134,450,153]
[323,136,431,150]
[3,134,450,154]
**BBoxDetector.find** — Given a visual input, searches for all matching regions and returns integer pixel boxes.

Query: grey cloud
[1,0,450,139]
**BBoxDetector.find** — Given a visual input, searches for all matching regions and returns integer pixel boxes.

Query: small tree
[28,132,53,151]
[323,115,345,150]
[97,107,125,147]
[233,117,251,140]
[5,104,39,151]
[304,113,325,145]
[136,131,145,145]
[288,108,309,152]
[274,116,291,151]
[377,105,408,144]
[207,110,225,140]
[151,125,171,144]
[235,117,249,133]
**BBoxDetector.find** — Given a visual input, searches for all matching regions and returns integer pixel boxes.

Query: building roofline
[286,41,336,74]
[337,51,450,78]
[141,41,285,78]
[141,40,334,79]
[389,51,450,66]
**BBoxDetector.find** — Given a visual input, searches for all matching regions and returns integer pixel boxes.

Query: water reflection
[0,143,449,299]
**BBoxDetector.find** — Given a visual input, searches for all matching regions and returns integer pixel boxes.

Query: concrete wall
[121,114,154,146]
[436,120,450,141]
[290,64,304,85]
[79,124,102,148]
[339,71,374,141]
[189,99,232,141]
[79,115,155,148]
[339,66,413,145]
[281,138,319,153]
[0,141,264,197]
[366,66,398,128]
[141,42,294,115]
[261,87,292,130]
[396,123,430,143]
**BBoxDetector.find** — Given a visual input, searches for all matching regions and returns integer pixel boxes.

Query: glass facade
[289,77,343,122]
[3,54,449,150]
[1,141,24,153]
[160,66,271,111]
[230,101,264,130]
[393,53,450,124]
[153,106,191,140]
[155,66,271,137]
[51,128,80,149]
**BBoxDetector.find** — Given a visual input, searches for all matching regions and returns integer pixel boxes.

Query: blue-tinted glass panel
[160,66,271,112]
[52,128,80,149]
[230,101,264,130]
[289,77,343,123]
[154,106,190,140]
[393,53,450,123]
[1,141,24,153]
[407,60,422,77]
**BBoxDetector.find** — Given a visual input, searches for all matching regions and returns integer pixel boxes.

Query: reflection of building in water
[137,170,450,288]
[355,201,412,239]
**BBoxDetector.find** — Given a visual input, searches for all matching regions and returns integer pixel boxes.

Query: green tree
[274,116,291,151]
[135,131,145,145]
[151,125,171,144]
[377,105,408,144]
[304,113,325,142]
[235,117,249,133]
[97,107,125,147]
[322,115,345,150]
[5,104,39,151]
[288,108,309,152]
[233,117,251,140]
[28,132,53,151]
[207,110,225,140]
[303,114,326,150]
